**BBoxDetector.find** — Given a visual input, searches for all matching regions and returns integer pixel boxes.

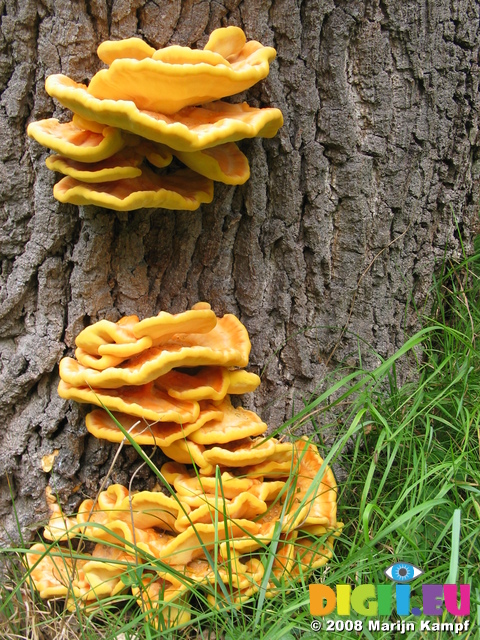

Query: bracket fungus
[27,27,283,210]
[59,311,251,388]
[86,33,276,114]
[27,119,125,162]
[29,303,342,627]
[45,150,143,183]
[85,404,223,448]
[53,166,214,212]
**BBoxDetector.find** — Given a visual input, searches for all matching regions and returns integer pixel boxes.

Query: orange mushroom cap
[74,347,129,370]
[76,501,164,546]
[45,149,143,183]
[132,577,191,629]
[85,402,223,447]
[151,45,230,66]
[27,118,125,162]
[74,306,217,368]
[242,442,297,478]
[174,491,267,533]
[247,479,286,502]
[185,555,264,594]
[58,379,200,424]
[188,397,267,445]
[59,314,251,389]
[74,314,151,369]
[206,585,257,609]
[266,531,298,588]
[155,366,230,402]
[53,165,214,212]
[227,368,262,394]
[131,138,173,168]
[292,439,338,529]
[161,462,260,500]
[132,304,217,342]
[26,544,88,600]
[243,458,296,479]
[137,520,259,566]
[202,437,276,467]
[72,112,106,133]
[97,37,156,65]
[160,439,214,476]
[87,28,276,114]
[218,499,308,557]
[45,75,283,152]
[83,568,127,601]
[82,550,130,599]
[264,531,337,598]
[155,366,260,402]
[203,26,247,60]
[141,311,250,358]
[43,487,81,541]
[288,534,336,576]
[76,315,142,353]
[173,142,250,185]
[243,438,339,529]
[82,484,185,532]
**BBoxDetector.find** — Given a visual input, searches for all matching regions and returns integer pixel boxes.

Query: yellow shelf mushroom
[45,75,283,153]
[28,27,283,210]
[58,379,202,424]
[173,142,250,185]
[53,166,214,212]
[45,149,143,182]
[30,303,341,628]
[155,366,260,402]
[85,404,223,447]
[27,119,125,162]
[187,397,267,444]
[59,313,251,389]
[97,37,156,65]
[87,27,276,115]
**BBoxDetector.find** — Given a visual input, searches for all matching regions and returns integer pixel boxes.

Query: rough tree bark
[0,0,479,545]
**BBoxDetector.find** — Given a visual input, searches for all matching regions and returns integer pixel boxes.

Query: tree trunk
[1,0,479,545]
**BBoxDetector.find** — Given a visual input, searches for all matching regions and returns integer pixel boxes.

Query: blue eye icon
[384,562,423,583]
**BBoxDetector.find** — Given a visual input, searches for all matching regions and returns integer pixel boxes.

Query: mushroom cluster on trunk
[27,303,341,628]
[27,27,283,211]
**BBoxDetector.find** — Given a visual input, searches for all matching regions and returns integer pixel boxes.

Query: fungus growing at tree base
[28,302,342,627]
